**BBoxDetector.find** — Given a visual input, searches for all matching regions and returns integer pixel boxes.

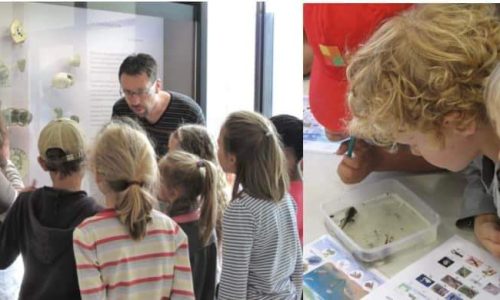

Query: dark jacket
[0,187,102,300]
[170,205,218,300]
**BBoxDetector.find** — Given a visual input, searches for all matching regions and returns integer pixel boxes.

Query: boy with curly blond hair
[346,4,500,257]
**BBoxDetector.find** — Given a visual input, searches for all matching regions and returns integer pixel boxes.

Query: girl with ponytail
[73,118,194,299]
[216,111,302,299]
[159,150,218,300]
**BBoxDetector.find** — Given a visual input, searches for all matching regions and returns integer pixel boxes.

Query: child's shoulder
[150,209,184,230]
[150,209,189,242]
[229,192,284,212]
[77,208,117,230]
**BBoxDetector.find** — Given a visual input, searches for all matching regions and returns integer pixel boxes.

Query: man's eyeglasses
[119,83,155,98]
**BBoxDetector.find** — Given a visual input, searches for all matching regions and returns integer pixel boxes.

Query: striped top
[112,91,205,157]
[0,160,24,219]
[218,192,303,300]
[73,209,194,300]
[3,159,24,190]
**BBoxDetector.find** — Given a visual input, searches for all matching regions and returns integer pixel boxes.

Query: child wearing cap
[0,118,102,299]
[270,114,304,243]
[304,3,440,184]
[346,4,500,257]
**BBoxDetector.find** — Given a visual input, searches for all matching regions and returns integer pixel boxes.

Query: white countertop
[304,150,477,278]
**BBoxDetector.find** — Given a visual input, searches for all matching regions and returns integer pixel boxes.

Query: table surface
[304,149,477,278]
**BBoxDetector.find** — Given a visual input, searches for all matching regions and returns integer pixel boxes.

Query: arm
[0,171,17,213]
[289,195,303,295]
[292,227,303,296]
[474,214,500,258]
[218,202,255,299]
[0,195,22,269]
[73,227,105,300]
[456,157,500,257]
[3,160,24,190]
[457,157,497,224]
[194,105,205,126]
[171,225,195,300]
[303,30,313,77]
[337,139,442,184]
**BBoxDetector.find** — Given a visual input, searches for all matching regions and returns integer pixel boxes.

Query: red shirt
[304,4,412,133]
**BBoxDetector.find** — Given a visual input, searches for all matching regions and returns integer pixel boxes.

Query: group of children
[345,4,500,258]
[0,110,303,299]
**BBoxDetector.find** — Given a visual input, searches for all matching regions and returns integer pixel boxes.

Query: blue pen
[346,137,356,158]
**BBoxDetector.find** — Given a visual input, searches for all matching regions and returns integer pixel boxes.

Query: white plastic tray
[321,179,440,262]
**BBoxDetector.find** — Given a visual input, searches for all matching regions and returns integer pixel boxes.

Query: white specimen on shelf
[2,108,33,127]
[69,54,81,67]
[10,148,28,178]
[10,19,27,44]
[52,72,74,89]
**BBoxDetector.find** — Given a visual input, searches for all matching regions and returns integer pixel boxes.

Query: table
[304,150,477,278]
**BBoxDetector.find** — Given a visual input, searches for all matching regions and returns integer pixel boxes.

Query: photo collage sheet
[303,235,385,300]
[365,236,499,300]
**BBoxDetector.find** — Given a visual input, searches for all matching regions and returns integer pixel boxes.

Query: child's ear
[37,156,48,171]
[442,112,476,137]
[228,153,237,173]
[171,187,182,202]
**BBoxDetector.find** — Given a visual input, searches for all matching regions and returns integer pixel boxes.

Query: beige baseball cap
[38,118,86,162]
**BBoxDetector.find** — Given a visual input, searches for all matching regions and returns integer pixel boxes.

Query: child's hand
[474,213,500,258]
[325,128,348,142]
[1,138,10,161]
[336,139,378,184]
[19,179,37,193]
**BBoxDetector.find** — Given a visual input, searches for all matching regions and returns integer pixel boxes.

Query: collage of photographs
[0,1,499,300]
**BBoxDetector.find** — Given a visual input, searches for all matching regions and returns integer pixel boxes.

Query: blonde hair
[159,151,217,246]
[486,64,500,136]
[221,111,289,201]
[347,4,500,146]
[170,124,228,244]
[92,118,158,240]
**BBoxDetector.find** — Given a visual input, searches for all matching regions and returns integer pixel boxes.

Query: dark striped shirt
[218,192,303,300]
[112,91,205,157]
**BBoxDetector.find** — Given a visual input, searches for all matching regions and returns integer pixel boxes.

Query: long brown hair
[170,124,229,244]
[159,150,218,246]
[221,111,289,201]
[92,118,158,240]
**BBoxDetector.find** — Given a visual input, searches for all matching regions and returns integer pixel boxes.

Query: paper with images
[304,234,386,300]
[303,95,344,153]
[363,235,500,300]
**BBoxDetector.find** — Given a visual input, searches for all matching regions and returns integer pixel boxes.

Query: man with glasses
[112,53,205,156]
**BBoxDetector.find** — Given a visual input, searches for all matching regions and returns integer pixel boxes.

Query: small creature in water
[340,207,358,229]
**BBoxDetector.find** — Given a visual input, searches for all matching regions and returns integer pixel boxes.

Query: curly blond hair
[486,64,500,136]
[347,4,500,147]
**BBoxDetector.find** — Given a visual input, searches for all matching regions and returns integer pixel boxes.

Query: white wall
[206,0,256,138]
[268,0,303,119]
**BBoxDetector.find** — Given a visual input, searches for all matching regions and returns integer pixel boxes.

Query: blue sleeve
[457,157,497,228]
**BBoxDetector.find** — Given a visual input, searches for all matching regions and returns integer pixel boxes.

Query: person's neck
[104,196,115,209]
[146,91,170,124]
[478,124,500,163]
[289,165,302,181]
[50,172,83,192]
